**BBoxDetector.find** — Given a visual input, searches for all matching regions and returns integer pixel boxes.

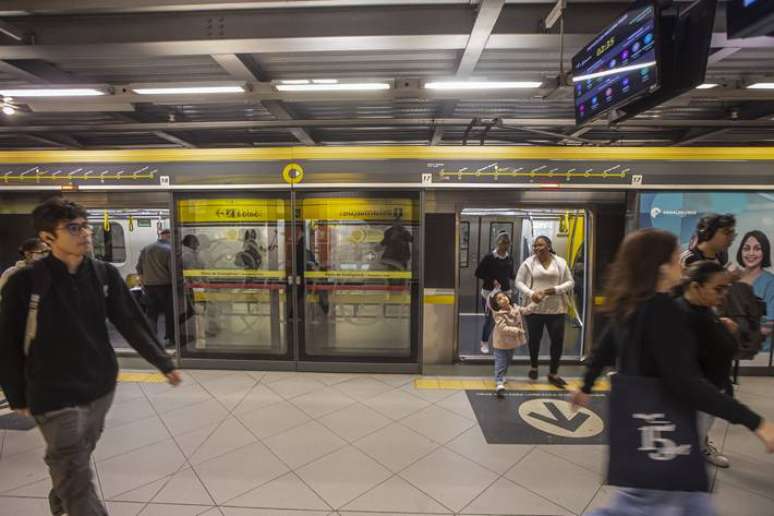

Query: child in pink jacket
[491,291,537,396]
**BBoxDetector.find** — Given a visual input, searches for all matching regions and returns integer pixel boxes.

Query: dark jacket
[137,239,172,286]
[581,293,761,431]
[0,255,174,415]
[675,297,737,393]
[475,252,515,291]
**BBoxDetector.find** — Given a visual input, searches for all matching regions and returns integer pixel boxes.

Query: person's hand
[165,370,183,386]
[570,390,589,412]
[13,408,31,417]
[719,317,739,334]
[544,287,557,296]
[531,291,545,303]
[754,420,774,453]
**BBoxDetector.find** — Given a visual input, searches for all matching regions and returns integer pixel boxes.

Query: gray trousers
[35,390,114,516]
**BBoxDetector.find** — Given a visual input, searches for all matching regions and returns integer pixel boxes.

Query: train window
[92,223,127,263]
[459,221,470,268]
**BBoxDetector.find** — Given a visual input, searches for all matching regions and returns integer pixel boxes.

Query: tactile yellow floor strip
[414,377,610,392]
[117,372,167,383]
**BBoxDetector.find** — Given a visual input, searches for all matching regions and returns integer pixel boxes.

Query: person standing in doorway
[516,235,574,388]
[137,228,174,346]
[474,232,515,354]
[0,198,181,516]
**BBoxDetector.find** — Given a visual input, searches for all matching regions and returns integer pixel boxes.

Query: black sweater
[675,297,737,393]
[0,255,174,415]
[475,252,515,291]
[581,293,761,431]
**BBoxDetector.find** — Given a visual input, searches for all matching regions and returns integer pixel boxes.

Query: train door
[457,208,588,362]
[294,191,420,372]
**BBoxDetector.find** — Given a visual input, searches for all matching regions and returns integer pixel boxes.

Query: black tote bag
[606,309,709,492]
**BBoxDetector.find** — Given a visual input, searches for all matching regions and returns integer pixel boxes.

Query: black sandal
[528,368,538,380]
[548,374,568,389]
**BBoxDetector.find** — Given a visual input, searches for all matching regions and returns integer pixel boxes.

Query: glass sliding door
[174,193,293,361]
[296,192,420,363]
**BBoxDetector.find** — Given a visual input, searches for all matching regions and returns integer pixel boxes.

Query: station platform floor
[0,371,772,516]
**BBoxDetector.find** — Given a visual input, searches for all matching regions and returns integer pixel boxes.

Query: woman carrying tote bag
[572,228,774,515]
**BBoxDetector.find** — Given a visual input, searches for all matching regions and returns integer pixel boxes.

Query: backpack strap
[23,261,52,357]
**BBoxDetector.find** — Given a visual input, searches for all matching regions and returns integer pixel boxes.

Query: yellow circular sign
[282,163,304,184]
[517,398,604,439]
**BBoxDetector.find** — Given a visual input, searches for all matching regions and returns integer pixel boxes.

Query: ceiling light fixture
[132,85,245,95]
[747,82,774,89]
[275,83,390,92]
[279,80,310,85]
[696,83,719,89]
[0,88,105,97]
[425,81,543,90]
[312,79,338,84]
[2,105,15,115]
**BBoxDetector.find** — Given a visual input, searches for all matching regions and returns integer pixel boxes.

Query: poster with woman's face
[639,192,774,366]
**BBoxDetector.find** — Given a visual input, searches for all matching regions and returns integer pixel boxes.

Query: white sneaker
[495,383,506,397]
[703,441,730,468]
[480,341,490,354]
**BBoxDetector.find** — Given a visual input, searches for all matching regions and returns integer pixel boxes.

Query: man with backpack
[0,198,181,516]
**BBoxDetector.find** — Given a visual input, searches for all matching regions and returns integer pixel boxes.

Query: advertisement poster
[639,192,774,367]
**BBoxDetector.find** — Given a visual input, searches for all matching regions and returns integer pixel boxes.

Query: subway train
[0,146,771,376]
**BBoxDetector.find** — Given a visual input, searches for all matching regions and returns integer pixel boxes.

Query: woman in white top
[516,235,574,388]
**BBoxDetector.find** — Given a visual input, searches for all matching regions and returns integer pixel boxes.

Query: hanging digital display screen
[572,1,659,125]
[727,0,774,38]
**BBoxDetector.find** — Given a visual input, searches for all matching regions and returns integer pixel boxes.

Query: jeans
[494,347,515,384]
[585,488,716,516]
[35,390,115,516]
[525,313,565,374]
[481,296,494,344]
[145,284,174,342]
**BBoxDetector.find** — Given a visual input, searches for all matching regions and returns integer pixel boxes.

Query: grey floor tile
[435,390,477,420]
[231,384,284,417]
[221,509,329,516]
[98,438,186,500]
[146,383,214,414]
[268,377,327,400]
[714,481,774,516]
[138,503,213,515]
[400,384,457,403]
[446,426,534,474]
[264,420,347,469]
[367,374,419,387]
[0,446,51,493]
[342,474,451,513]
[108,477,170,503]
[152,467,215,505]
[95,415,171,461]
[226,471,331,510]
[354,422,438,473]
[4,476,54,498]
[237,401,310,440]
[105,501,146,516]
[160,399,230,437]
[400,405,475,444]
[317,403,393,443]
[361,388,431,420]
[174,422,223,460]
[333,377,396,402]
[187,417,258,465]
[460,477,574,515]
[1,427,46,458]
[722,424,774,464]
[259,371,305,384]
[296,445,392,509]
[113,382,147,404]
[715,451,774,501]
[399,447,498,512]
[538,444,608,477]
[290,387,357,419]
[194,441,288,504]
[196,373,258,398]
[106,397,158,429]
[505,448,601,515]
[0,495,55,514]
[581,485,616,515]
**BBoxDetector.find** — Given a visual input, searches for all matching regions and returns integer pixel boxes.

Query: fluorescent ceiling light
[275,83,390,91]
[696,83,718,90]
[748,83,774,89]
[0,88,105,97]
[425,81,542,90]
[312,79,338,84]
[132,85,245,94]
[572,61,656,83]
[279,80,310,85]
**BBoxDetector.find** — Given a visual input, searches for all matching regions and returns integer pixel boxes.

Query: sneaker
[528,368,538,380]
[703,441,730,468]
[495,383,506,397]
[480,341,490,354]
[548,374,568,389]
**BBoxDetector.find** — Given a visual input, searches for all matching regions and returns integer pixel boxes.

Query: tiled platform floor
[1,371,773,516]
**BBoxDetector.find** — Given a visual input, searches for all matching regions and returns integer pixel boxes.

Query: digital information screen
[572,3,658,124]
[728,0,774,38]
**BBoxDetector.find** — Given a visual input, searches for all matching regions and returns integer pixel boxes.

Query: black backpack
[23,258,109,356]
[719,282,766,360]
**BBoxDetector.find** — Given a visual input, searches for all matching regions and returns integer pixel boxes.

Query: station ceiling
[0,0,772,149]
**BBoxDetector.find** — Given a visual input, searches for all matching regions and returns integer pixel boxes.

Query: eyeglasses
[57,222,93,236]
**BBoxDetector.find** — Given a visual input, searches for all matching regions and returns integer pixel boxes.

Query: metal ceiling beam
[22,133,82,148]
[3,117,774,134]
[0,19,25,41]
[212,53,316,144]
[152,131,196,148]
[672,103,774,146]
[707,47,742,66]
[456,0,505,77]
[558,125,593,145]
